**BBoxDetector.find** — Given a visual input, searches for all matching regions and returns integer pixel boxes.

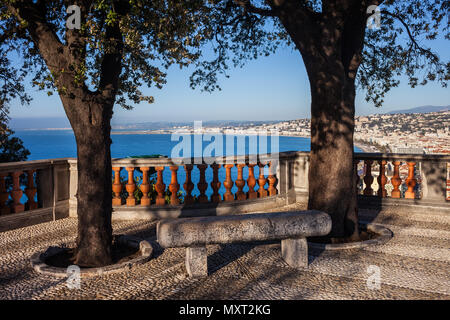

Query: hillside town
[166,110,449,154]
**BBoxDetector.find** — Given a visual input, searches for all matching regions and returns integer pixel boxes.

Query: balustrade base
[358,195,450,212]
[110,194,290,221]
[0,201,69,232]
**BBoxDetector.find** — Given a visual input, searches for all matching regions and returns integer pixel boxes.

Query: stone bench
[157,210,332,277]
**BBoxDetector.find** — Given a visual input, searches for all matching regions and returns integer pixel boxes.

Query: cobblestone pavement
[0,203,449,300]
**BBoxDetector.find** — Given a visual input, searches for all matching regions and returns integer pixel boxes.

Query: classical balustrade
[1,152,448,233]
[354,153,450,201]
[247,164,257,200]
[169,166,180,205]
[112,167,123,206]
[197,164,208,203]
[0,172,11,215]
[125,167,137,206]
[363,160,374,196]
[447,162,450,201]
[405,162,417,199]
[390,160,402,198]
[211,164,221,203]
[183,165,195,204]
[377,160,388,198]
[140,167,151,206]
[108,155,280,207]
[0,158,70,220]
[235,164,246,201]
[268,161,278,196]
[106,152,448,212]
[155,166,166,206]
[258,162,268,198]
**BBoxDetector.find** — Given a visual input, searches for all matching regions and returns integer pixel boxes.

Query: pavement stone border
[309,223,393,250]
[30,235,153,278]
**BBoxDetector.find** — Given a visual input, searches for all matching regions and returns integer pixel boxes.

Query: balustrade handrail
[1,152,448,172]
[0,159,74,216]
[354,152,450,162]
[107,151,301,167]
[0,158,74,173]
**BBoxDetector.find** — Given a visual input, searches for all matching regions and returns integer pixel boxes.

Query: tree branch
[97,0,130,102]
[233,0,277,17]
[6,1,66,72]
[381,10,439,60]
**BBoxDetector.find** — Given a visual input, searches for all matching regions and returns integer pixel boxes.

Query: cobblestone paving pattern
[0,203,449,300]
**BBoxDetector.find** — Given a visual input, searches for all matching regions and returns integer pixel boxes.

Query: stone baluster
[267,161,278,196]
[235,164,246,201]
[169,166,180,205]
[140,167,151,206]
[183,165,195,204]
[211,164,221,203]
[447,162,450,201]
[112,167,123,206]
[391,161,402,198]
[363,160,374,196]
[155,166,166,206]
[405,162,417,199]
[25,170,38,210]
[247,164,257,200]
[125,167,136,206]
[197,164,208,203]
[11,171,24,213]
[377,160,387,198]
[258,162,268,198]
[354,160,360,194]
[0,173,10,215]
[223,164,235,201]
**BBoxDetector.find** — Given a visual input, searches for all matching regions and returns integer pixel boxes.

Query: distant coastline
[11,105,449,155]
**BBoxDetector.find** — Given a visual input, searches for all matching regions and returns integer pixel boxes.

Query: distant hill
[387,105,449,114]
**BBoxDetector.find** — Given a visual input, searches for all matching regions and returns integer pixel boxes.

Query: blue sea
[15,130,361,160]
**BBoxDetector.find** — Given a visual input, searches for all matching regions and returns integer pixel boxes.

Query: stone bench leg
[186,246,208,277]
[281,238,308,268]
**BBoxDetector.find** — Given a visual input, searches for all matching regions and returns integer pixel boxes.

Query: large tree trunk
[8,0,125,267]
[274,1,367,241]
[67,99,114,267]
[308,71,359,240]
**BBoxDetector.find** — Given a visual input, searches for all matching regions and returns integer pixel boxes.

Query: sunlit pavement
[0,203,449,300]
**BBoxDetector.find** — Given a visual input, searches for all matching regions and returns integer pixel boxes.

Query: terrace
[0,152,449,299]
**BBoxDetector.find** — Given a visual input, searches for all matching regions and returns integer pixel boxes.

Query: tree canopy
[0,0,216,111]
[3,1,447,112]
[190,0,449,107]
[0,105,29,163]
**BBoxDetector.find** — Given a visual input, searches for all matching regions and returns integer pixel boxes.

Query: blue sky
[8,32,449,124]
